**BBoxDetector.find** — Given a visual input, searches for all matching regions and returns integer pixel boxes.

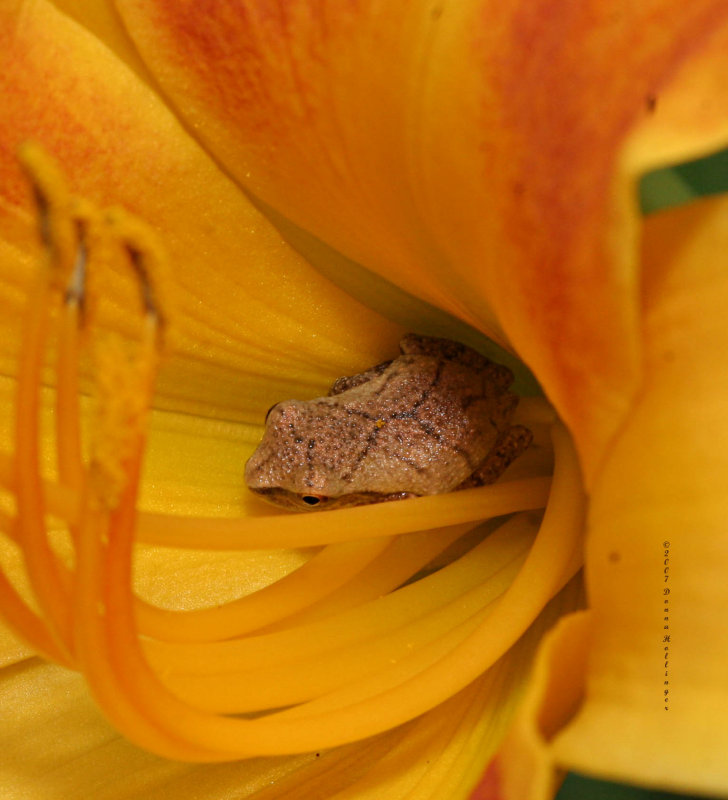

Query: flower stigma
[0,147,586,762]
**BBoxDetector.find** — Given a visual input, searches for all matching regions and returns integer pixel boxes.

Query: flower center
[0,146,585,761]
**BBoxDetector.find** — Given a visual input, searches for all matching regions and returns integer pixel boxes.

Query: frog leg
[455,425,533,489]
[328,359,393,395]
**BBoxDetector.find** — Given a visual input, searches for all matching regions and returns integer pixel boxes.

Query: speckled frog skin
[245,334,532,511]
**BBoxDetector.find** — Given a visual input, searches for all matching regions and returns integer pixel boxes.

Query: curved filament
[0,146,583,762]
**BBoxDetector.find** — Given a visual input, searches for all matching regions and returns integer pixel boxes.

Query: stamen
[73,497,212,759]
[0,452,77,527]
[262,423,584,735]
[17,143,78,290]
[64,220,87,309]
[12,144,81,661]
[143,516,535,711]
[0,451,549,550]
[0,507,15,535]
[135,476,552,549]
[135,537,394,643]
[70,423,582,759]
[71,217,205,757]
[0,566,71,665]
[56,219,89,499]
[104,207,174,348]
[263,523,478,629]
[88,331,159,510]
[85,206,168,510]
[1,147,583,765]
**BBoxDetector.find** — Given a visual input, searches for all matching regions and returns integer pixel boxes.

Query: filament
[0,146,585,764]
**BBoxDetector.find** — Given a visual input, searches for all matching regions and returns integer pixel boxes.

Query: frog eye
[301,494,327,507]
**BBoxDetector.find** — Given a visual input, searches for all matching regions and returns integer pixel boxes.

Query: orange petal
[115,0,728,480]
[0,575,582,798]
[470,611,591,800]
[481,194,728,799]
[0,0,403,421]
[551,193,728,796]
[48,0,152,81]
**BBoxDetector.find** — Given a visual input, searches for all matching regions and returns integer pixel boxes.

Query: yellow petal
[0,658,322,798]
[1,2,590,793]
[50,0,153,80]
[551,193,728,796]
[0,0,403,423]
[484,194,728,799]
[115,1,728,480]
[0,577,582,799]
[475,611,591,800]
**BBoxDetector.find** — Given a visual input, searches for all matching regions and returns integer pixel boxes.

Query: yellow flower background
[2,1,728,799]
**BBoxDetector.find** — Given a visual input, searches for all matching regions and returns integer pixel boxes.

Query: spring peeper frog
[245,334,532,511]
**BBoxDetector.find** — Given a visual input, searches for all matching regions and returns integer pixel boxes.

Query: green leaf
[556,772,720,800]
[641,147,728,214]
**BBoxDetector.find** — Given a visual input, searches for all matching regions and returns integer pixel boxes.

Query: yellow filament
[0,147,583,765]
[134,476,552,550]
[134,537,394,642]
[0,453,549,549]
[104,207,175,350]
[89,330,159,509]
[0,508,14,535]
[271,424,584,724]
[17,143,77,289]
[0,440,544,652]
[146,521,533,713]
[0,567,68,664]
[0,495,397,646]
[76,422,581,759]
[56,283,84,498]
[0,452,77,526]
[74,497,216,760]
[144,517,536,678]
[262,523,478,629]
[14,270,74,661]
[2,144,87,664]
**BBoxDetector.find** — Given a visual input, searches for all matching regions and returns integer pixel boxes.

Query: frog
[244,333,532,511]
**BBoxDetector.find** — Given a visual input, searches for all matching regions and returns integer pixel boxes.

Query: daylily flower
[1,2,728,799]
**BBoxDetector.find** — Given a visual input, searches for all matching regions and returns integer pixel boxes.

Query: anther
[17,142,78,289]
[127,246,161,325]
[64,231,87,312]
[104,207,173,351]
